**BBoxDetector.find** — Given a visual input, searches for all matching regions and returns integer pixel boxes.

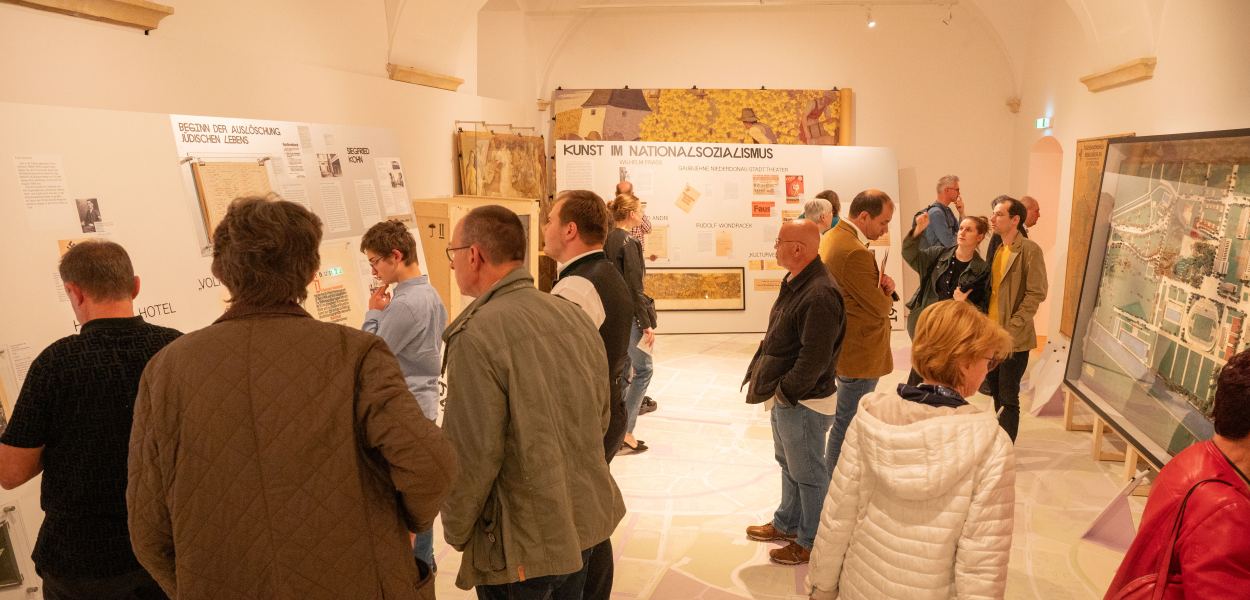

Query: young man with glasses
[360,219,448,573]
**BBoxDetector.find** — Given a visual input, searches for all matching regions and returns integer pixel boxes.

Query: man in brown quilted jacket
[127,196,458,600]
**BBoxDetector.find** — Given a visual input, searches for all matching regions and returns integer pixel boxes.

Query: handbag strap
[1151,478,1233,600]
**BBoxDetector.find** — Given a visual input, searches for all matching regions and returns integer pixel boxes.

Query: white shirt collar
[556,249,603,273]
[844,219,870,246]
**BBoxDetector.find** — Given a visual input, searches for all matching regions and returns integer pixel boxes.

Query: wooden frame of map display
[644,267,746,311]
[1065,128,1250,468]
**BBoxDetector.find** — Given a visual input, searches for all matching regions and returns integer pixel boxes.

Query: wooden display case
[411,195,540,320]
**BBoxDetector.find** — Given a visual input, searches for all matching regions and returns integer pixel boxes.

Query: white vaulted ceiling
[384,0,1167,96]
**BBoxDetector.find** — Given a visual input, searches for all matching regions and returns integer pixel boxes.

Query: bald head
[1021,195,1040,228]
[776,220,821,275]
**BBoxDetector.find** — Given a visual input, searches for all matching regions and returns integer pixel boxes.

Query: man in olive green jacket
[441,205,626,596]
[985,196,1048,442]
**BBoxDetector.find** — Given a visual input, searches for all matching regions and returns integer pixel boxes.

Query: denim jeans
[623,323,654,435]
[985,350,1030,442]
[475,548,593,600]
[827,377,878,475]
[771,402,834,549]
[412,529,434,572]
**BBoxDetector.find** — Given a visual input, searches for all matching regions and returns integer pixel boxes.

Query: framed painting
[644,267,746,311]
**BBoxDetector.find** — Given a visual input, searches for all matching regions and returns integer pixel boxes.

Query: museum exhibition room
[0,0,1248,599]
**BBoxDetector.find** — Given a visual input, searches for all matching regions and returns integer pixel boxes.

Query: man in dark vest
[543,189,634,599]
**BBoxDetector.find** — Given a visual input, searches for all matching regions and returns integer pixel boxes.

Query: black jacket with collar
[557,251,633,461]
[742,257,846,406]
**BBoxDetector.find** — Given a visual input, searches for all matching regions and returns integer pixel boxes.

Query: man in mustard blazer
[818,189,896,475]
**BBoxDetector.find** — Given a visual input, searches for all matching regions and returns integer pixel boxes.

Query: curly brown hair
[361,220,419,265]
[212,195,322,306]
[1216,351,1250,439]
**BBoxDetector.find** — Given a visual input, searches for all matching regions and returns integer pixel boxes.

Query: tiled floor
[432,332,1142,599]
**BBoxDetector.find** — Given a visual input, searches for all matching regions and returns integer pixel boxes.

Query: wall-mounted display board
[1060,133,1134,338]
[1066,128,1250,468]
[0,101,419,437]
[555,139,900,333]
[171,114,414,254]
[410,196,540,321]
[551,88,851,146]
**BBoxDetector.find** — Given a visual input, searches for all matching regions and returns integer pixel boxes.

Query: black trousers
[475,548,593,600]
[582,538,614,600]
[41,568,168,600]
[985,350,1030,442]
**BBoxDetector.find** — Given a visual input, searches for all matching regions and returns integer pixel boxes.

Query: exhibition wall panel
[0,103,421,589]
[528,5,1015,308]
[556,140,901,333]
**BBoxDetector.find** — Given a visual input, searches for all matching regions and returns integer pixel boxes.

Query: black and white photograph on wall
[75,198,102,233]
[317,153,342,178]
[389,169,405,189]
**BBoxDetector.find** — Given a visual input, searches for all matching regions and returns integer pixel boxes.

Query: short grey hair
[803,198,832,222]
[936,175,960,195]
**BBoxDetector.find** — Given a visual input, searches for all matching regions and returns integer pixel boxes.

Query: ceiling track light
[941,3,953,25]
[866,6,876,28]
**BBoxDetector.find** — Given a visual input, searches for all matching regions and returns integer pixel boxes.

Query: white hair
[803,198,832,221]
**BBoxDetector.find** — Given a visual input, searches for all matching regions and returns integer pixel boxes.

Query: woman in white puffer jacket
[807,300,1016,600]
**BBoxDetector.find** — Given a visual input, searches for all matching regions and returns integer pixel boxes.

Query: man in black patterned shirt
[0,241,180,600]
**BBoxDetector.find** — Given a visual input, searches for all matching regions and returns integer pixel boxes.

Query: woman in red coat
[1106,351,1250,598]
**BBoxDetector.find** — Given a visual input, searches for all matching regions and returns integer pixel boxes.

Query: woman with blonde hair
[807,300,1016,600]
[604,193,658,453]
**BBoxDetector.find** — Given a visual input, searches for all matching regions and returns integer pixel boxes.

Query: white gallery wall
[1006,0,1250,339]
[0,0,540,203]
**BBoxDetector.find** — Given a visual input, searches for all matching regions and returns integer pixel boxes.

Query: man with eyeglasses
[915,175,965,251]
[440,205,624,598]
[360,219,449,574]
[743,220,846,566]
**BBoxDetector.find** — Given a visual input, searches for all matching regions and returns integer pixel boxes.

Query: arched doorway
[1026,135,1062,345]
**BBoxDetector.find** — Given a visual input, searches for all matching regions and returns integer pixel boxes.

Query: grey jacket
[440,267,626,589]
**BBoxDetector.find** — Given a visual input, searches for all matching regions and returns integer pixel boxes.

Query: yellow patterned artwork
[551,88,851,145]
[644,267,746,311]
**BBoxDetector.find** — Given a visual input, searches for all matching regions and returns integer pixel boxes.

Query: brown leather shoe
[745,523,796,542]
[768,541,811,565]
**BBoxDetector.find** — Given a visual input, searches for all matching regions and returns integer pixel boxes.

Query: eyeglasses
[985,356,1002,370]
[774,239,805,247]
[367,254,386,267]
[445,245,471,261]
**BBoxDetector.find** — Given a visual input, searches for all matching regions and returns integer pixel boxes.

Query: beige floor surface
[432,332,1142,599]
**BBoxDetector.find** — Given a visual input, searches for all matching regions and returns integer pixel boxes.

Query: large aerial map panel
[1070,130,1250,463]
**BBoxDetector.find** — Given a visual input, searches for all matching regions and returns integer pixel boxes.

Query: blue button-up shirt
[362,275,447,420]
